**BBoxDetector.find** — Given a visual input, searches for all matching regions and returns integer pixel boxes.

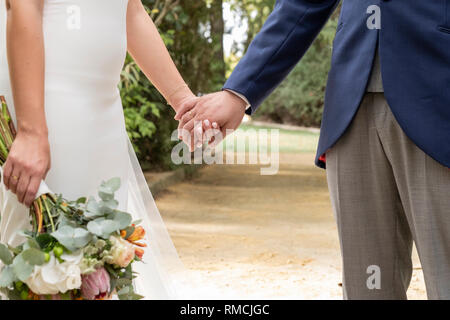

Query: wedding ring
[12,175,18,181]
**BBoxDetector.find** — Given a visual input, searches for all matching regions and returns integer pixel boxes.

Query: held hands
[174,91,247,151]
[2,131,51,207]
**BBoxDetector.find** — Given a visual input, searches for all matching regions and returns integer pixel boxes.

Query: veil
[125,137,189,299]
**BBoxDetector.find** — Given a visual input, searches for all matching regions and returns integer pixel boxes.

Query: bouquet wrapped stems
[0,96,16,162]
[0,95,61,235]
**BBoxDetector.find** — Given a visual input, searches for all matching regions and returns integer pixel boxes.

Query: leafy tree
[227,1,341,127]
[121,0,225,170]
[256,15,339,127]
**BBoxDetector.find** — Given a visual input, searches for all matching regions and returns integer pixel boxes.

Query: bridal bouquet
[0,96,145,300]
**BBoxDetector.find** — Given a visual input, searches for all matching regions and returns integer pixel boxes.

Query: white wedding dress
[0,0,186,299]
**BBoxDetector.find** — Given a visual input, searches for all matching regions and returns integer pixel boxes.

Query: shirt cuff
[224,89,251,111]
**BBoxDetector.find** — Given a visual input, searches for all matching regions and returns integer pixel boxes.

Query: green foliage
[255,17,338,127]
[228,1,341,127]
[228,0,276,52]
[0,243,13,265]
[0,180,143,299]
[51,226,92,252]
[12,254,34,282]
[0,266,15,288]
[122,0,337,166]
[21,248,46,266]
[120,54,169,170]
[121,1,226,171]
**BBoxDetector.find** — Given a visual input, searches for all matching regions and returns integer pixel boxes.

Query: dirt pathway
[154,152,427,299]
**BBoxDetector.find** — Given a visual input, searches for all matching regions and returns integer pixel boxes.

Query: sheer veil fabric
[0,0,193,299]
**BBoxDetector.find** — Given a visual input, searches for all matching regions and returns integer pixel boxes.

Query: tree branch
[154,0,180,27]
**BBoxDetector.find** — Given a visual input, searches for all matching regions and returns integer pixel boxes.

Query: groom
[176,0,450,299]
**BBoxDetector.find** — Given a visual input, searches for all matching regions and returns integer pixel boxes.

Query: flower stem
[42,195,55,232]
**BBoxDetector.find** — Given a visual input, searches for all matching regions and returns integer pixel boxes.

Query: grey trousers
[326,93,450,299]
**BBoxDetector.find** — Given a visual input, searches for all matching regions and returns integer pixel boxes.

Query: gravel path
[155,152,427,299]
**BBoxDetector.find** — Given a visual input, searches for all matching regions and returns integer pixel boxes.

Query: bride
[0,0,201,299]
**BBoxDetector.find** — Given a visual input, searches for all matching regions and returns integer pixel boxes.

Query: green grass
[221,123,319,154]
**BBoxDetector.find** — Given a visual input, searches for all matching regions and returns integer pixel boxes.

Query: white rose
[26,268,59,295]
[25,252,83,295]
[26,256,60,295]
[41,256,67,285]
[56,263,82,292]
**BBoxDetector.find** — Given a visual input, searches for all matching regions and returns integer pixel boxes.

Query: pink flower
[108,236,135,268]
[81,267,111,300]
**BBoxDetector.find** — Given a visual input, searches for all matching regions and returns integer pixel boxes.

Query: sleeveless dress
[0,0,185,299]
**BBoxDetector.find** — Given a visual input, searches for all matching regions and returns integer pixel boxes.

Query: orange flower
[128,226,145,242]
[135,247,145,259]
[122,225,147,247]
[120,225,147,260]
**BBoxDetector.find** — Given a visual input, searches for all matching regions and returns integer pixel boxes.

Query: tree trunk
[210,0,226,81]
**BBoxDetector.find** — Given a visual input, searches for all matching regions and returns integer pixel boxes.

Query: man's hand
[175,91,247,151]
[2,131,51,207]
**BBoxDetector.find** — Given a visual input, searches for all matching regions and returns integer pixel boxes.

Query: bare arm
[4,0,50,207]
[126,0,195,111]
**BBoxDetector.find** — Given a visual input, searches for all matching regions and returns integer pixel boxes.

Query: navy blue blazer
[224,0,450,169]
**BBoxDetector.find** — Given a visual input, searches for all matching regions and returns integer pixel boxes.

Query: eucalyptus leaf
[0,243,13,265]
[98,178,121,201]
[104,177,121,192]
[98,190,114,201]
[21,248,46,266]
[7,244,22,256]
[16,230,33,239]
[0,265,15,288]
[23,238,40,251]
[107,211,132,230]
[85,197,103,218]
[99,199,119,213]
[51,226,92,252]
[12,254,34,282]
[87,218,119,239]
[58,214,79,229]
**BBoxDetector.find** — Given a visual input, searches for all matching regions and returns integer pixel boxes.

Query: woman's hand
[2,131,51,207]
[169,86,197,113]
[5,0,49,207]
[170,90,203,151]
[175,91,247,150]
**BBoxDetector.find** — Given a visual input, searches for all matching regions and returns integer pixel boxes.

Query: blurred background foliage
[228,0,340,126]
[120,0,340,170]
[121,0,226,170]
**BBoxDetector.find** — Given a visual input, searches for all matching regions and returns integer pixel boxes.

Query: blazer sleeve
[223,0,340,115]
